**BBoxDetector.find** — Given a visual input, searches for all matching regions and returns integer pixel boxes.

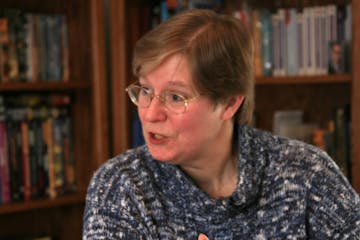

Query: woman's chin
[148,149,176,164]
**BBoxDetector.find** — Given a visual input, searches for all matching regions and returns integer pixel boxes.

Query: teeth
[153,134,165,139]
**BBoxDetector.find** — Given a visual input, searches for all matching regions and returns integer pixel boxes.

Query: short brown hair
[133,9,254,125]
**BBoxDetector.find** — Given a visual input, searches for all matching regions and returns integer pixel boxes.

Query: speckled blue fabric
[83,125,360,239]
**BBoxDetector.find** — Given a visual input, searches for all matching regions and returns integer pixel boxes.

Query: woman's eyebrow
[168,80,192,89]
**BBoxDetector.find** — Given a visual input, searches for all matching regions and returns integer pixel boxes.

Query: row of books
[313,106,352,180]
[141,0,223,29]
[0,9,69,83]
[148,1,352,77]
[273,105,351,180]
[0,95,76,205]
[248,4,352,77]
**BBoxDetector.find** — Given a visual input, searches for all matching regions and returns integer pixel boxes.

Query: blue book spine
[45,15,62,81]
[260,9,272,76]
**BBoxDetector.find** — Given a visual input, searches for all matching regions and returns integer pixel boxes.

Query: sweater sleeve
[82,160,150,240]
[306,152,360,239]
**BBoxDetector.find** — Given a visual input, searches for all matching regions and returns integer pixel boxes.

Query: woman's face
[138,54,229,167]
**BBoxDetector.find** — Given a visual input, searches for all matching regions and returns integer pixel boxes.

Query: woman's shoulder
[87,145,152,192]
[100,146,148,171]
[243,126,345,182]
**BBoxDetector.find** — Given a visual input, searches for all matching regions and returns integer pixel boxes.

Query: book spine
[25,14,36,82]
[260,9,272,76]
[344,4,352,41]
[60,16,69,82]
[38,107,48,197]
[278,9,286,76]
[286,8,298,75]
[4,9,20,82]
[52,108,65,195]
[13,113,24,201]
[37,15,48,81]
[21,119,31,201]
[296,12,304,75]
[313,7,320,75]
[0,120,11,204]
[45,15,62,82]
[308,7,316,75]
[28,112,39,199]
[320,7,327,74]
[271,13,280,76]
[329,5,337,42]
[0,18,10,83]
[63,117,76,192]
[14,12,28,82]
[334,105,351,180]
[42,115,56,198]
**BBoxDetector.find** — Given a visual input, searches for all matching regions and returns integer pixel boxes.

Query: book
[260,9,272,76]
[60,15,69,82]
[334,105,351,180]
[6,108,27,201]
[27,109,40,198]
[273,110,303,137]
[45,15,62,81]
[252,9,263,77]
[42,113,56,198]
[61,113,76,193]
[52,108,65,195]
[296,11,305,75]
[0,17,10,83]
[1,94,73,201]
[327,40,346,74]
[271,12,280,76]
[20,118,31,201]
[285,8,298,75]
[2,9,20,81]
[277,9,286,76]
[344,4,352,41]
[0,95,11,204]
[25,14,38,82]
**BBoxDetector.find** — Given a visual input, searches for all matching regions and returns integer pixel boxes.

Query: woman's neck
[180,123,238,199]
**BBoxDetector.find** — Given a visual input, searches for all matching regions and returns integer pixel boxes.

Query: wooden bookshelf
[0,0,111,239]
[0,192,85,215]
[351,0,360,194]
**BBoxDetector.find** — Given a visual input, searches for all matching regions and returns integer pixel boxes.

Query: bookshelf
[251,0,360,194]
[0,0,112,239]
[351,0,360,194]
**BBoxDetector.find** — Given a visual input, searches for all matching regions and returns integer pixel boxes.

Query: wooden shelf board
[0,81,90,92]
[256,74,352,85]
[0,192,86,215]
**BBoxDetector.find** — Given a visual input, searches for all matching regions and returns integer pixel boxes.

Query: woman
[83,9,360,239]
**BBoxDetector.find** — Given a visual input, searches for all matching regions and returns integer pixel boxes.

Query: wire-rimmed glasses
[125,83,198,114]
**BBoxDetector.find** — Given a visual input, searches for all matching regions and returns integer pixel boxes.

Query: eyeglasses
[125,83,198,114]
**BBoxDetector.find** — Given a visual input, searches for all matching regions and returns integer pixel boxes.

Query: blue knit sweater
[83,125,360,239]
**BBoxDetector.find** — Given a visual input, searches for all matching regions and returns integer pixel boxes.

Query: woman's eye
[140,87,151,96]
[168,93,185,102]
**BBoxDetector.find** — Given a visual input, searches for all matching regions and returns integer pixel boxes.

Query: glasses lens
[127,85,151,108]
[126,84,189,114]
[126,85,139,105]
[165,92,186,114]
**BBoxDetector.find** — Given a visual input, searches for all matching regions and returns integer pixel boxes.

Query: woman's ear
[221,95,244,120]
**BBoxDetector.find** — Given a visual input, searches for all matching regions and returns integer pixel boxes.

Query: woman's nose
[142,96,167,122]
